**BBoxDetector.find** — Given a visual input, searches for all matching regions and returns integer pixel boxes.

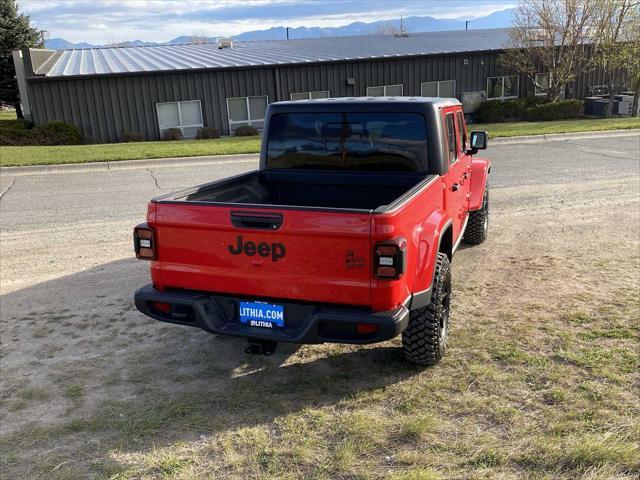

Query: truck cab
[133,97,490,365]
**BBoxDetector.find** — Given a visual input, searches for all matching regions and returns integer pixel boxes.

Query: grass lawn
[0,136,262,167]
[1,112,638,167]
[483,117,639,138]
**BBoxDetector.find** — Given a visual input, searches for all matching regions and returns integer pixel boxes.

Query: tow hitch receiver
[245,339,279,356]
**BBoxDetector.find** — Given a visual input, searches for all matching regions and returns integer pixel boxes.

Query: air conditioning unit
[218,38,234,49]
[461,91,487,114]
[617,100,632,116]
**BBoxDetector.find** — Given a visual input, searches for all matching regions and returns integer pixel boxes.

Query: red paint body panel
[370,177,443,311]
[468,157,492,211]
[148,204,373,306]
[413,209,452,295]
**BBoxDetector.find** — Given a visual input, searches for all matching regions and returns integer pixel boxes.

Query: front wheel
[464,185,489,245]
[402,253,451,366]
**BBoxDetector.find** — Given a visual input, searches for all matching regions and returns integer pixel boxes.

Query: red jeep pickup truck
[134,97,490,365]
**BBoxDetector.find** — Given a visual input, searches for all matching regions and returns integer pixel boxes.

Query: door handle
[452,183,460,192]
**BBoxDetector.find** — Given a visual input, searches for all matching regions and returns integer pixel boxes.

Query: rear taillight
[133,223,156,260]
[374,238,407,279]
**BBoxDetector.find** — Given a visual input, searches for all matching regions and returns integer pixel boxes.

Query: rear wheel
[464,185,489,245]
[402,253,451,366]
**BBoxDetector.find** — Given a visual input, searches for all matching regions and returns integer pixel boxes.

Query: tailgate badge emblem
[345,249,364,269]
[229,235,286,262]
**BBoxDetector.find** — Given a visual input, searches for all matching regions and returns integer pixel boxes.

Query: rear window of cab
[266,112,428,172]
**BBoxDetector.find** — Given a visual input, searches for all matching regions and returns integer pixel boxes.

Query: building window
[227,96,268,132]
[156,100,203,138]
[421,80,456,98]
[534,73,548,96]
[290,91,330,101]
[366,84,404,96]
[487,75,519,100]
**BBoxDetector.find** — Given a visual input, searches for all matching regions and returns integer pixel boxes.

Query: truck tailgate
[151,203,373,306]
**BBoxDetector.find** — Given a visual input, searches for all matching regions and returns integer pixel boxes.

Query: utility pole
[39,30,50,48]
[465,21,470,31]
[286,27,290,40]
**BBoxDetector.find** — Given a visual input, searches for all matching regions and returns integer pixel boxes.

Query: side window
[445,113,457,164]
[456,111,467,153]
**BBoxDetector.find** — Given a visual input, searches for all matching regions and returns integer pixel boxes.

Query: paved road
[0,135,638,295]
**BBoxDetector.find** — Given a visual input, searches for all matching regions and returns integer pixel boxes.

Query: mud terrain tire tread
[402,253,451,366]
[464,185,489,245]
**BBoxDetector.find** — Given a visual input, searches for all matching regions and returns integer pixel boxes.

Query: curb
[490,129,639,145]
[0,153,260,176]
[2,129,638,175]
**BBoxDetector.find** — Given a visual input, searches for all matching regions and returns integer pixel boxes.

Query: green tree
[0,0,39,118]
[499,0,596,102]
[590,0,638,117]
[623,30,640,116]
[612,2,639,116]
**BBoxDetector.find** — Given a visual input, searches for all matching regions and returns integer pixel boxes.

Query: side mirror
[467,131,488,155]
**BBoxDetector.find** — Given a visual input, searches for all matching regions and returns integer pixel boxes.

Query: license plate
[239,301,285,329]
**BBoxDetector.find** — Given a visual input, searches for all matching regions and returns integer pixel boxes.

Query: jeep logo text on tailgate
[229,235,286,262]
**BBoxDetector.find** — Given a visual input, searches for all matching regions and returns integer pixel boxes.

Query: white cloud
[20,0,515,44]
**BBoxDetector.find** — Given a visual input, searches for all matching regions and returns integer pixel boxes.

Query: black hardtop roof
[274,96,459,106]
[261,96,453,175]
[267,96,460,115]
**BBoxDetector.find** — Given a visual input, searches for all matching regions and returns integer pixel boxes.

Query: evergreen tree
[0,0,39,118]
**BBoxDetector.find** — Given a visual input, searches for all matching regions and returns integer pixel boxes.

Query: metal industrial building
[13,28,611,143]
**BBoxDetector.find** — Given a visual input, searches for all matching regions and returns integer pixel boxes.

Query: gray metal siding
[26,49,606,143]
[28,67,279,142]
[276,52,503,100]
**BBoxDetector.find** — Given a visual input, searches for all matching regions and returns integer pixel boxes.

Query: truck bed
[158,170,430,211]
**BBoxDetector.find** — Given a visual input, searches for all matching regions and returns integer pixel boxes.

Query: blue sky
[20,0,515,44]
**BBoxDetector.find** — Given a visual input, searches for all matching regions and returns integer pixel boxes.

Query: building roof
[36,28,510,78]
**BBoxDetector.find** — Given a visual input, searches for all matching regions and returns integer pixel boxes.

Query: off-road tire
[402,253,451,366]
[464,185,489,245]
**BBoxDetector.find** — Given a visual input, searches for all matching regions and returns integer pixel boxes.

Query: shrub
[0,120,84,146]
[475,96,550,123]
[0,128,37,146]
[522,95,549,108]
[195,127,221,139]
[0,117,34,145]
[123,130,145,142]
[0,118,33,133]
[35,121,84,145]
[474,97,582,123]
[522,100,584,121]
[162,128,183,141]
[475,99,525,123]
[233,125,260,137]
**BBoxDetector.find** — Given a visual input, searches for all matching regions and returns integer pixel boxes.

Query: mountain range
[45,8,514,50]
